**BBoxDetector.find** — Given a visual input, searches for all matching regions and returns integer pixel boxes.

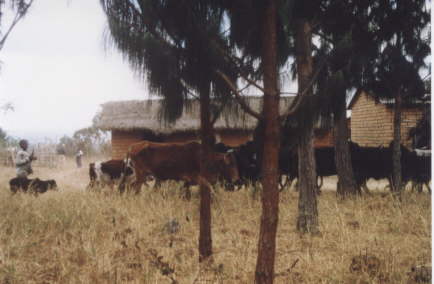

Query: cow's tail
[119,151,130,194]
[316,175,324,189]
[87,163,96,191]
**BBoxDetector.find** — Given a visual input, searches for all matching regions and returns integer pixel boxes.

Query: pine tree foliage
[361,0,430,100]
[101,0,238,123]
[294,0,430,128]
[222,0,294,73]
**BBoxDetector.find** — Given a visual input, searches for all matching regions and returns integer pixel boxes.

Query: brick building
[348,90,427,148]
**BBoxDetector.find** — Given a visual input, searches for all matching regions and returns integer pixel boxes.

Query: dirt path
[1,157,98,192]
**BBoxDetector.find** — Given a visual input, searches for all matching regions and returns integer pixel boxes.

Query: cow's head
[122,158,136,178]
[220,152,240,183]
[89,163,96,181]
[47,180,58,191]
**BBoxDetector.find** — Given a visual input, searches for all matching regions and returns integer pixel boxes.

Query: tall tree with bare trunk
[252,2,281,283]
[100,0,237,262]
[293,17,319,234]
[307,0,380,198]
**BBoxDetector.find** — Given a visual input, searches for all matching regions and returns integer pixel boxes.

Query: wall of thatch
[94,97,297,133]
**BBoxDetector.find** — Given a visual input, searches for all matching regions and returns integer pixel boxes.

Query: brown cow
[119,141,239,196]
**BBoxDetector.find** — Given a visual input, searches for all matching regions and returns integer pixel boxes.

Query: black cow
[279,143,387,193]
[350,142,432,193]
[279,146,337,193]
[401,146,431,193]
[349,142,393,191]
[277,141,431,194]
[278,146,298,190]
[214,141,260,189]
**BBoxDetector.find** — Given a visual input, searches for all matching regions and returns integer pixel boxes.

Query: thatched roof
[94,97,295,134]
[348,89,430,110]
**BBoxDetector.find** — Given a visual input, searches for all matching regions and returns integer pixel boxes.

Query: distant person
[15,139,37,178]
[75,149,83,168]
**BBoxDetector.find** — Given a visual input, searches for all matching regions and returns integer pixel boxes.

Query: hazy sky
[0,0,148,142]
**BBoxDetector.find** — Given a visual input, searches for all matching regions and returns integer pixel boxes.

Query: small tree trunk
[334,99,360,197]
[295,18,319,234]
[391,91,402,196]
[199,82,214,262]
[254,0,280,283]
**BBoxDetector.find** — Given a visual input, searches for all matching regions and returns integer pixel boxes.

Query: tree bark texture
[334,99,360,197]
[254,0,280,283]
[296,126,319,233]
[199,82,214,262]
[295,19,319,234]
[392,91,402,195]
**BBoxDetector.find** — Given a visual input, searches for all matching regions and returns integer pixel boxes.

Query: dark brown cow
[119,141,239,195]
[88,159,135,190]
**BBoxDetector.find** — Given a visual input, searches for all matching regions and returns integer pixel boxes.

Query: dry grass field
[0,158,431,283]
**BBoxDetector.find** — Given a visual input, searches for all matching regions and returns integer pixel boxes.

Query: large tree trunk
[295,19,319,234]
[334,98,360,197]
[254,0,280,283]
[198,82,214,262]
[391,91,402,196]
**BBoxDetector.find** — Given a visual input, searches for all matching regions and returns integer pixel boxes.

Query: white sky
[0,0,148,142]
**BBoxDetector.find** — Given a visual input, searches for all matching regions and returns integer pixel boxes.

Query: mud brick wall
[350,92,423,148]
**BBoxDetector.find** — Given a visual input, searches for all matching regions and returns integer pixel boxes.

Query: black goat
[9,177,58,194]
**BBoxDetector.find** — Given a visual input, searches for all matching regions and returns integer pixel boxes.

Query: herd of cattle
[88,141,240,198]
[6,139,430,195]
[85,139,431,196]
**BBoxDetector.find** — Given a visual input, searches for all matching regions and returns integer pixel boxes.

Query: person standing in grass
[75,149,83,168]
[15,139,37,178]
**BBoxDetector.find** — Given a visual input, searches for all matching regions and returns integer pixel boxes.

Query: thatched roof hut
[94,96,337,159]
[95,97,299,158]
[94,96,295,133]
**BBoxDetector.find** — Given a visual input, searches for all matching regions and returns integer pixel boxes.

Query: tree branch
[186,88,199,100]
[209,39,267,93]
[0,0,34,51]
[280,55,328,119]
[216,70,263,120]
[210,100,227,126]
[238,71,266,93]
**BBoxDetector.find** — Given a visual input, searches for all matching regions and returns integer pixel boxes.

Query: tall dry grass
[0,160,431,283]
